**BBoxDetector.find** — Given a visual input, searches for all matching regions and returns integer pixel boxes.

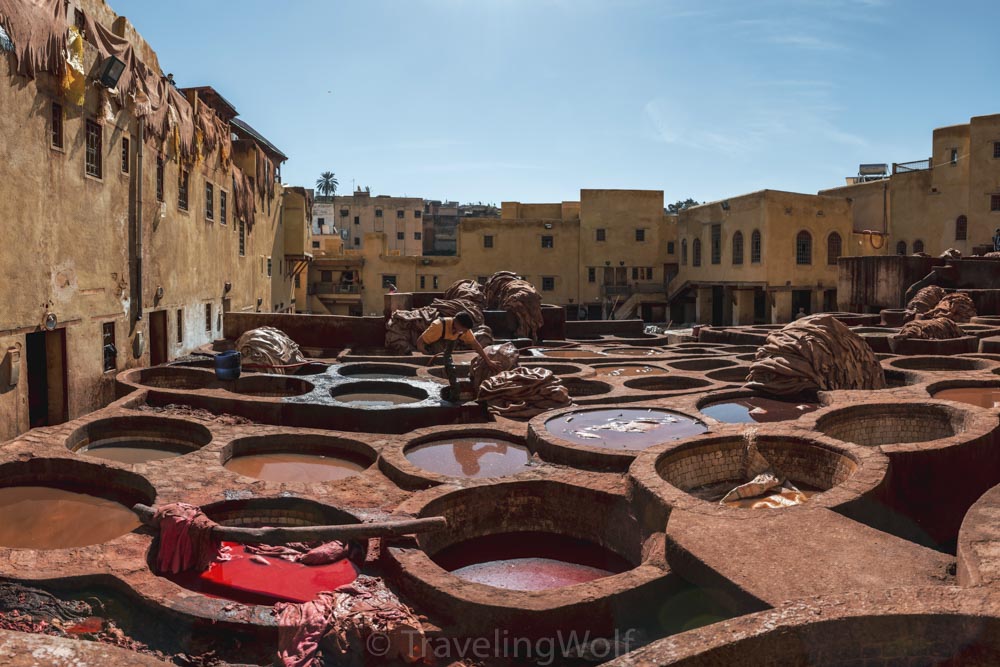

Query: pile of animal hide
[385,279,493,353]
[469,342,520,391]
[906,285,947,315]
[894,317,964,340]
[152,503,220,574]
[744,314,886,396]
[924,292,976,323]
[243,541,361,567]
[719,428,809,509]
[477,367,571,419]
[940,248,962,259]
[484,271,545,340]
[275,575,425,667]
[235,326,306,373]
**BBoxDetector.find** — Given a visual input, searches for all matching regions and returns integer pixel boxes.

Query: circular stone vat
[67,416,212,464]
[655,434,858,509]
[545,408,706,451]
[0,459,153,549]
[705,366,750,384]
[223,434,376,482]
[736,353,757,362]
[163,497,363,605]
[289,362,331,376]
[388,480,668,636]
[593,364,668,377]
[561,378,613,397]
[889,356,989,373]
[669,358,737,372]
[230,376,314,397]
[931,382,1000,409]
[329,380,428,406]
[699,394,819,424]
[622,376,713,392]
[718,345,759,354]
[337,363,418,379]
[536,348,606,359]
[816,402,964,447]
[603,347,663,357]
[133,366,217,390]
[426,363,471,380]
[404,435,532,480]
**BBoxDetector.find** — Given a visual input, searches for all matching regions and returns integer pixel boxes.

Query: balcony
[601,283,665,298]
[892,159,932,174]
[311,283,361,296]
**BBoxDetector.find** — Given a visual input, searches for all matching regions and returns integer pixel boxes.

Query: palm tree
[315,172,338,199]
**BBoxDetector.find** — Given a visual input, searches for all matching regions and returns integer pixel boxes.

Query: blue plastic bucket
[215,350,241,380]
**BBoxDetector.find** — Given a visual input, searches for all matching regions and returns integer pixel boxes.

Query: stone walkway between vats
[0,629,172,666]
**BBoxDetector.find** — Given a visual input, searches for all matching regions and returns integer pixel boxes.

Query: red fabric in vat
[153,503,220,574]
[169,542,359,606]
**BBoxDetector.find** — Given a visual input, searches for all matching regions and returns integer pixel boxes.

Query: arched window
[913,239,925,254]
[693,238,702,267]
[732,231,744,265]
[681,239,687,266]
[956,215,968,241]
[896,241,907,256]
[827,232,842,266]
[796,230,812,265]
[751,229,762,263]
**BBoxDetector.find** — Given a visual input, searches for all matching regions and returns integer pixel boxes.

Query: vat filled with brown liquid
[700,396,819,424]
[431,532,630,591]
[224,452,367,482]
[933,386,1000,409]
[0,486,140,549]
[405,437,532,478]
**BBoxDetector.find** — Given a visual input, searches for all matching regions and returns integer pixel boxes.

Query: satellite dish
[43,313,57,331]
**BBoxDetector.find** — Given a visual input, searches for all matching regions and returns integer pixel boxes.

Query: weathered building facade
[0,0,307,439]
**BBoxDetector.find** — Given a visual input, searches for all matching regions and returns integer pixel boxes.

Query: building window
[396,231,404,240]
[681,239,688,265]
[992,195,1000,212]
[913,239,925,253]
[396,209,405,219]
[85,119,102,178]
[796,230,812,265]
[632,267,639,280]
[239,219,246,256]
[750,229,762,263]
[317,217,326,227]
[419,276,426,289]
[205,304,212,332]
[354,237,360,246]
[692,238,702,267]
[896,240,907,256]
[732,231,744,265]
[994,142,1000,159]
[121,136,129,173]
[477,276,487,285]
[340,209,349,217]
[50,102,63,149]
[414,210,422,218]
[205,182,214,220]
[541,235,554,248]
[266,257,272,277]
[319,270,332,282]
[101,322,116,372]
[414,232,422,240]
[827,232,842,265]
[710,224,721,264]
[635,229,645,242]
[176,309,183,344]
[354,216,360,225]
[155,155,164,202]
[596,228,606,242]
[178,170,189,210]
[382,275,397,289]
[667,241,675,254]
[433,276,439,289]
[312,241,320,248]
[955,215,968,241]
[542,277,555,291]
[220,191,227,225]
[588,267,596,283]
[375,208,383,218]
[294,274,300,288]
[950,148,958,165]
[484,235,494,248]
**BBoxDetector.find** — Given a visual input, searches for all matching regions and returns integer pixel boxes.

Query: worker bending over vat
[417,311,498,401]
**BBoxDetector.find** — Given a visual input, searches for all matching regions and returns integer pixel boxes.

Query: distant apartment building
[312,190,423,256]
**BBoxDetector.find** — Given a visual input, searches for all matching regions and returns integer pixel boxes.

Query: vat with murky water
[700,396,818,424]
[404,437,532,479]
[0,486,140,549]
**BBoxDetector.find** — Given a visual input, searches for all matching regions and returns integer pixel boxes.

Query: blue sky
[113,0,999,206]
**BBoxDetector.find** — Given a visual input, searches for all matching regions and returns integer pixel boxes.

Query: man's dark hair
[455,311,475,328]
